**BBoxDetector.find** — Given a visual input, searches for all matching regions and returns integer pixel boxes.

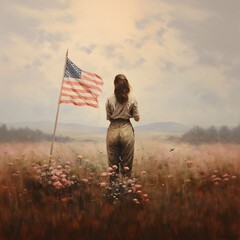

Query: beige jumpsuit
[106,94,140,177]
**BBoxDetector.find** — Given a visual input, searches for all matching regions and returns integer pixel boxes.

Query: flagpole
[49,49,68,157]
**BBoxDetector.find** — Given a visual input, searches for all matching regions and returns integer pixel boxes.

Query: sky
[1,0,240,128]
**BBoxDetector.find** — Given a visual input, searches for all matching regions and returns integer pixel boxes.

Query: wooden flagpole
[49,49,68,157]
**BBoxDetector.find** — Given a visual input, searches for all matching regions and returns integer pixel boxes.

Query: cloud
[0,0,240,127]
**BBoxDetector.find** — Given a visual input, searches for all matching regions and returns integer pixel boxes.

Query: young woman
[106,74,140,180]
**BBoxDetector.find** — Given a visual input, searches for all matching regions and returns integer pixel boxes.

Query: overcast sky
[1,0,240,128]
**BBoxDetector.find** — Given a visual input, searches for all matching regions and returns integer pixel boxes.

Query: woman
[106,74,140,180]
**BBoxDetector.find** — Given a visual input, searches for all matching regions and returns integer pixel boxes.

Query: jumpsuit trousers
[106,119,134,178]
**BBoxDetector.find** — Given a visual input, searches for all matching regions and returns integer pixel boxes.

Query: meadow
[0,137,239,240]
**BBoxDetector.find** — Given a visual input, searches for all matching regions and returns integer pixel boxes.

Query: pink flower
[223,178,229,182]
[108,167,113,172]
[135,184,142,189]
[112,165,118,170]
[54,181,63,189]
[186,160,193,167]
[57,165,62,170]
[61,178,68,184]
[223,174,229,178]
[100,182,107,187]
[127,190,132,193]
[137,190,142,194]
[127,179,133,184]
[143,194,148,198]
[101,172,108,177]
[124,166,129,171]
[232,175,237,180]
[212,177,221,182]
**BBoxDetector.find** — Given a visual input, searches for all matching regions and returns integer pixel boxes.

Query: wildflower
[66,161,70,165]
[82,178,89,183]
[223,174,229,178]
[124,166,129,171]
[211,175,217,179]
[61,178,68,185]
[77,155,83,160]
[51,175,58,181]
[145,199,150,202]
[112,165,118,170]
[143,194,148,198]
[54,181,63,189]
[108,167,113,172]
[213,170,218,174]
[127,190,132,193]
[137,190,142,194]
[56,170,62,176]
[57,165,62,170]
[186,160,193,167]
[133,198,140,204]
[101,172,108,177]
[223,178,229,182]
[212,177,221,182]
[135,184,142,189]
[232,175,237,180]
[127,179,134,185]
[100,182,107,188]
[167,175,172,179]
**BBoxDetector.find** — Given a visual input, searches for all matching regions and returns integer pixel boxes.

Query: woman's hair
[114,74,131,104]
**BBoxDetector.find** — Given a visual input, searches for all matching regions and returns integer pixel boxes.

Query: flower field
[0,140,239,240]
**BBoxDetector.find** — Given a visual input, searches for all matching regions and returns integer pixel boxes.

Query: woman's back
[106,93,139,121]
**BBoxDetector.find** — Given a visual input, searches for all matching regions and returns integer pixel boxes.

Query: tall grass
[0,140,239,240]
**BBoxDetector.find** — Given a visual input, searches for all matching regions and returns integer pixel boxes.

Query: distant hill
[4,121,190,136]
[5,121,106,134]
[135,121,190,133]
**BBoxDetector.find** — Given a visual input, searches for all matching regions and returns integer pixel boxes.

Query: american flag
[59,58,103,108]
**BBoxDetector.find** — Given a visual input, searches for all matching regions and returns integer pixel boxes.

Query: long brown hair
[114,74,131,104]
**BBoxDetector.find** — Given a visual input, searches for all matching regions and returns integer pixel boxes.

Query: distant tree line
[180,125,240,144]
[0,124,74,143]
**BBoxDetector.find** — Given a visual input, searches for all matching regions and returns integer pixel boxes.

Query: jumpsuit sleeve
[132,98,140,121]
[105,99,112,120]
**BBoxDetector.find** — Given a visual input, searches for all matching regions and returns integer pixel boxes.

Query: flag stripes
[59,58,103,108]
